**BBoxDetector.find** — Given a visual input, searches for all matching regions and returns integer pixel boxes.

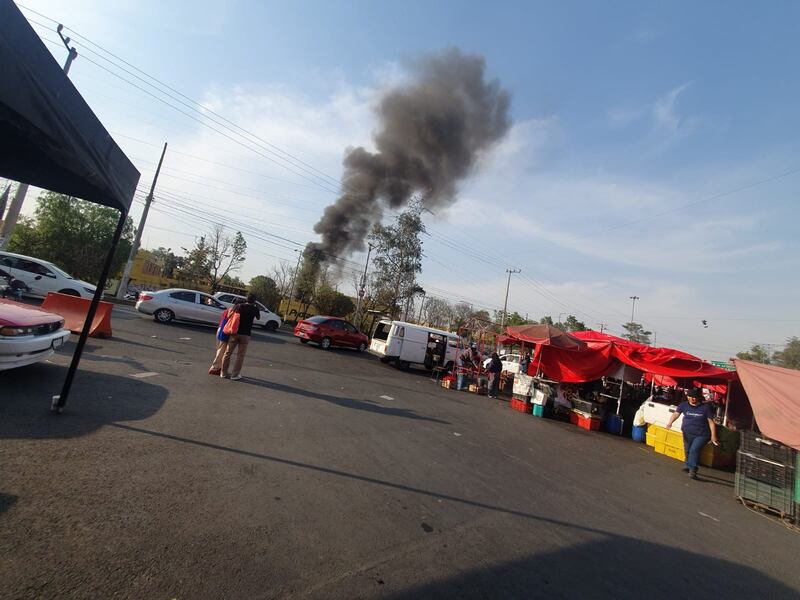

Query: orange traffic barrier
[41,292,113,338]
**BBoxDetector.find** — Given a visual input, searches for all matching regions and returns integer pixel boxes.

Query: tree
[207,224,247,292]
[270,261,295,298]
[622,322,652,345]
[539,316,554,326]
[176,236,211,284]
[7,192,134,282]
[314,284,355,317]
[148,247,184,279]
[249,275,281,311]
[772,337,800,370]
[450,302,474,331]
[563,315,587,332]
[368,203,425,319]
[423,297,453,329]
[737,344,773,365]
[494,310,530,327]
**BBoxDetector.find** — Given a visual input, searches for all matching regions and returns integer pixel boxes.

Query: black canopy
[0,0,139,211]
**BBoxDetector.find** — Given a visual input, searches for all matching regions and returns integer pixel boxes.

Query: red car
[0,298,70,370]
[294,316,368,351]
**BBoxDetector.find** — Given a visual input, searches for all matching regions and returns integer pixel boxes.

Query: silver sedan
[135,288,227,326]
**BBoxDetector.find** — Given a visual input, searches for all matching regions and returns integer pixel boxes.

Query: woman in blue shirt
[665,388,719,479]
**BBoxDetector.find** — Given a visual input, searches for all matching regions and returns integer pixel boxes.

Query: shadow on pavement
[0,493,17,515]
[240,377,450,424]
[382,535,799,599]
[0,363,167,439]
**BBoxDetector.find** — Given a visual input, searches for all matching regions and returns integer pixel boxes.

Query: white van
[370,320,460,370]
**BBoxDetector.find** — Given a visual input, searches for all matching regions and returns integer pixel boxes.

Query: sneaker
[230,375,242,381]
[682,467,690,473]
[689,470,698,480]
[220,373,229,379]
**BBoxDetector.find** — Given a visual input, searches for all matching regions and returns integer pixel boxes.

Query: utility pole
[116,143,167,299]
[500,268,521,330]
[353,243,373,327]
[0,24,79,250]
[629,295,640,323]
[283,249,303,322]
[417,291,426,323]
[57,24,78,75]
[653,331,657,347]
[597,323,607,333]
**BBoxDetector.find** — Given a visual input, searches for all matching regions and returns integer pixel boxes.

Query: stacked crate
[735,431,796,519]
[646,423,739,468]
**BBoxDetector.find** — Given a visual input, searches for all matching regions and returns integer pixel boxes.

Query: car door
[14,258,57,296]
[198,293,226,325]
[342,321,361,347]
[168,290,199,320]
[325,319,346,346]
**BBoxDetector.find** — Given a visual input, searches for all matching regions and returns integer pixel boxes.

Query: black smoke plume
[310,48,511,262]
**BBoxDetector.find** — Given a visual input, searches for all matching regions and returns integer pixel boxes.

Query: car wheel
[299,338,309,344]
[320,337,332,350]
[58,288,80,296]
[396,360,410,371]
[154,308,174,324]
[264,321,279,331]
[357,342,367,353]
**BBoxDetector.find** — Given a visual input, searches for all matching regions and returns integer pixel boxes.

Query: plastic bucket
[632,424,647,443]
[606,414,623,435]
[532,404,545,418]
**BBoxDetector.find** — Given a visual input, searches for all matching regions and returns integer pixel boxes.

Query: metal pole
[57,24,78,75]
[353,243,373,325]
[723,383,731,427]
[116,143,167,298]
[629,295,640,323]
[0,184,27,250]
[283,250,302,322]
[501,268,521,330]
[52,210,127,413]
[417,292,426,323]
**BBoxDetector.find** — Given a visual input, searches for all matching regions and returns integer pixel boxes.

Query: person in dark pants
[486,352,503,399]
[665,388,719,479]
[221,294,260,381]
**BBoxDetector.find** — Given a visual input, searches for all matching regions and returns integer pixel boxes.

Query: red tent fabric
[526,329,735,384]
[733,360,800,450]
[505,324,586,351]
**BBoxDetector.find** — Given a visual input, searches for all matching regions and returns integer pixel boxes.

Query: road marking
[179,337,192,340]
[379,395,394,401]
[699,511,719,522]
[453,432,462,437]
[130,371,159,379]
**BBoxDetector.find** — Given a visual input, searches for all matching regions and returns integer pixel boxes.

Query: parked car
[483,353,521,374]
[136,288,227,325]
[0,251,97,299]
[294,315,368,351]
[213,292,282,330]
[0,298,71,370]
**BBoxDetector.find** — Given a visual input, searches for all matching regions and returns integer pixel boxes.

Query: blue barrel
[632,425,647,443]
[606,414,623,435]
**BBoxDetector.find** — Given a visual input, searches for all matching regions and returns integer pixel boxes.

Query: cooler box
[570,410,601,431]
[642,401,683,431]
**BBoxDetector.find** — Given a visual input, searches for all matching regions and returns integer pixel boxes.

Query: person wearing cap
[666,388,720,479]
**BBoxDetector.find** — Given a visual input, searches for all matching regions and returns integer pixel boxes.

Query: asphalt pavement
[1,305,799,599]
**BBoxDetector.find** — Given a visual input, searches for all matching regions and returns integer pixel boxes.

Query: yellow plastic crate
[664,444,685,461]
[645,432,657,447]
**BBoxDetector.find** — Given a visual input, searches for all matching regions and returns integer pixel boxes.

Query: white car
[136,288,227,325]
[0,298,71,370]
[483,353,521,374]
[0,251,97,299]
[213,292,282,330]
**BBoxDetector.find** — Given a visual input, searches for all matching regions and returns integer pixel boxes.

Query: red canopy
[528,330,735,384]
[505,324,586,351]
[733,360,800,450]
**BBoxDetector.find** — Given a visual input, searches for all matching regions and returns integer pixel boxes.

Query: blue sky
[10,0,800,360]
